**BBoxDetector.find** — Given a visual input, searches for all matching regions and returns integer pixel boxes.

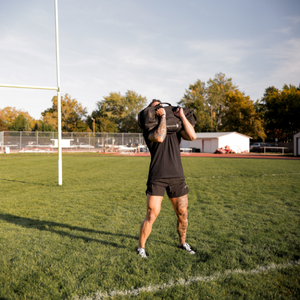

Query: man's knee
[147,207,160,223]
[146,194,163,223]
[177,207,188,220]
[171,195,188,217]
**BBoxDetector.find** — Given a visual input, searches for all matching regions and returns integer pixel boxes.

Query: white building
[293,132,300,156]
[181,131,252,153]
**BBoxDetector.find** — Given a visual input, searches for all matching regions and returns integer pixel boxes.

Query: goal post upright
[0,0,63,186]
[54,0,62,186]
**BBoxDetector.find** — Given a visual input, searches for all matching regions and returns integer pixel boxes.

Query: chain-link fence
[0,131,147,153]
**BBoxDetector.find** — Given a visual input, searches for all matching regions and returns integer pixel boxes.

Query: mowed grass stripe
[74,260,300,299]
[0,154,299,299]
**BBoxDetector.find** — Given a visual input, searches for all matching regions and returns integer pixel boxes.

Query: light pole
[91,118,95,136]
[91,118,95,149]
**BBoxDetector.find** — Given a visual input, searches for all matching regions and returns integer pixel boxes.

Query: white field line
[74,260,300,300]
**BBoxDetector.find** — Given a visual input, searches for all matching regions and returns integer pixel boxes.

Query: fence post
[20,131,22,150]
[0,132,3,152]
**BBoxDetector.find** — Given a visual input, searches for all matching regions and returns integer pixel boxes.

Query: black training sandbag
[138,102,196,132]
[138,105,158,131]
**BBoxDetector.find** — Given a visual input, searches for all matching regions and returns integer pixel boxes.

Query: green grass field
[0,154,300,299]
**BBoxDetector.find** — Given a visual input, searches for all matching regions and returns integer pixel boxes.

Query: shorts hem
[145,178,189,198]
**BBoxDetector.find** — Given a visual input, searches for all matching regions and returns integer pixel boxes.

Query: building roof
[195,131,252,139]
[294,132,300,137]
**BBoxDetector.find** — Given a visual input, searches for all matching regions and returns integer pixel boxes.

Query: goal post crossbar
[0,84,59,91]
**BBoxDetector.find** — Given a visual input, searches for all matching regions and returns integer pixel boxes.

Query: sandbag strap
[155,102,175,110]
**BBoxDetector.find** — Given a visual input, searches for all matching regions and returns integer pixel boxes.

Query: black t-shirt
[143,130,185,182]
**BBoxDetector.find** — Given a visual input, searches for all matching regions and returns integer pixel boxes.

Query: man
[137,99,197,258]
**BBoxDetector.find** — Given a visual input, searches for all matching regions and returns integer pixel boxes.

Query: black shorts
[146,178,189,198]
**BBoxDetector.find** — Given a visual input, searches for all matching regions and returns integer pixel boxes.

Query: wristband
[161,114,166,117]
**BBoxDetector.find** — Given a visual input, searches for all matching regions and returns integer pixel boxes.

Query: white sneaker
[178,243,195,254]
[137,247,147,258]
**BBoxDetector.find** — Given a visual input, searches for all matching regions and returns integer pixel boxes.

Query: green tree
[41,94,88,132]
[90,90,147,133]
[178,79,211,132]
[32,121,55,132]
[221,90,266,139]
[260,84,300,142]
[120,90,147,132]
[0,107,35,129]
[0,118,9,131]
[206,72,238,131]
[10,115,32,131]
[178,73,238,132]
[88,101,118,133]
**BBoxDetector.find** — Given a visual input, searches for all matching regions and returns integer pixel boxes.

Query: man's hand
[175,107,197,141]
[156,107,166,117]
[174,107,185,119]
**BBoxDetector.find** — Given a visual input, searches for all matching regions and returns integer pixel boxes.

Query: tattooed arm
[148,107,167,143]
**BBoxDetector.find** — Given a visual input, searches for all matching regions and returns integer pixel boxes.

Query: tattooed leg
[170,195,188,246]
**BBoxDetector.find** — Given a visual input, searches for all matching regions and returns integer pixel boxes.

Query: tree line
[0,72,299,142]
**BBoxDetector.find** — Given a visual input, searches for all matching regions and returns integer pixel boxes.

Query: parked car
[250,143,272,152]
[138,145,149,152]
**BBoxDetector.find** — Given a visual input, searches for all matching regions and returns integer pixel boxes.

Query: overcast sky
[0,0,299,120]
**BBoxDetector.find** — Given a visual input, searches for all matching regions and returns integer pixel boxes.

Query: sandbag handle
[161,102,180,108]
[155,102,179,110]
